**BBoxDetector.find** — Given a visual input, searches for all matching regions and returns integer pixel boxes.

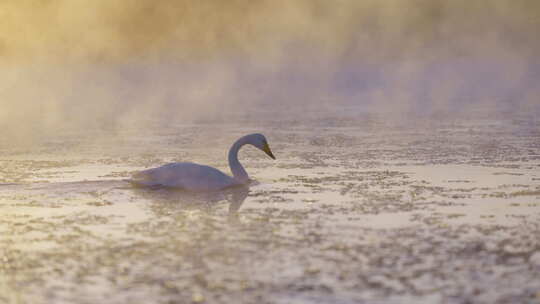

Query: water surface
[1,109,540,303]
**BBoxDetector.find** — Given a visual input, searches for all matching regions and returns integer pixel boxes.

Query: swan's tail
[126,169,163,187]
[124,173,158,188]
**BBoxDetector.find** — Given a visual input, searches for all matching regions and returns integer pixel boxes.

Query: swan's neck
[228,137,249,183]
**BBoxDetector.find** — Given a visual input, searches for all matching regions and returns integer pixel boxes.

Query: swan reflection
[131,184,250,218]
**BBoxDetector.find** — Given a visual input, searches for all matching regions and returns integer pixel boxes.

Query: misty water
[1,107,539,304]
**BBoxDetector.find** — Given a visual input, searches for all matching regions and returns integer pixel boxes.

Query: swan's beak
[262,143,276,159]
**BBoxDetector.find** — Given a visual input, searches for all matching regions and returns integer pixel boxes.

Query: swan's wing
[131,162,237,190]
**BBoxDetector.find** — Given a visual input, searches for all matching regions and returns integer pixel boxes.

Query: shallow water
[1,109,540,304]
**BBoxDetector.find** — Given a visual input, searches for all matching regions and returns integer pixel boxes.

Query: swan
[129,133,275,191]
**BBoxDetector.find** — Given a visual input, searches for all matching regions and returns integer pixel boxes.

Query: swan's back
[131,162,238,191]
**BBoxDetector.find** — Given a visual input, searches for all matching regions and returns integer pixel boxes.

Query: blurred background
[1,0,539,141]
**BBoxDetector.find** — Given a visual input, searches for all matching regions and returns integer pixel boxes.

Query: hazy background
[1,0,539,142]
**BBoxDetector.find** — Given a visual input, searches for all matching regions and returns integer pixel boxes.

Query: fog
[1,0,539,141]
[2,3,540,302]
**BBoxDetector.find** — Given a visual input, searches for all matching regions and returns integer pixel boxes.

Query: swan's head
[246,133,275,160]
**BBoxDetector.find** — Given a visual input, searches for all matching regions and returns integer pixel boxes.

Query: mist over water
[2,3,540,303]
[1,0,539,142]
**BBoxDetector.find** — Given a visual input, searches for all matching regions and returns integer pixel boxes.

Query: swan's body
[130,133,275,191]
[132,163,240,190]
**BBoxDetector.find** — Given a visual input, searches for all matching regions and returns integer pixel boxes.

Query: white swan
[130,133,275,191]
